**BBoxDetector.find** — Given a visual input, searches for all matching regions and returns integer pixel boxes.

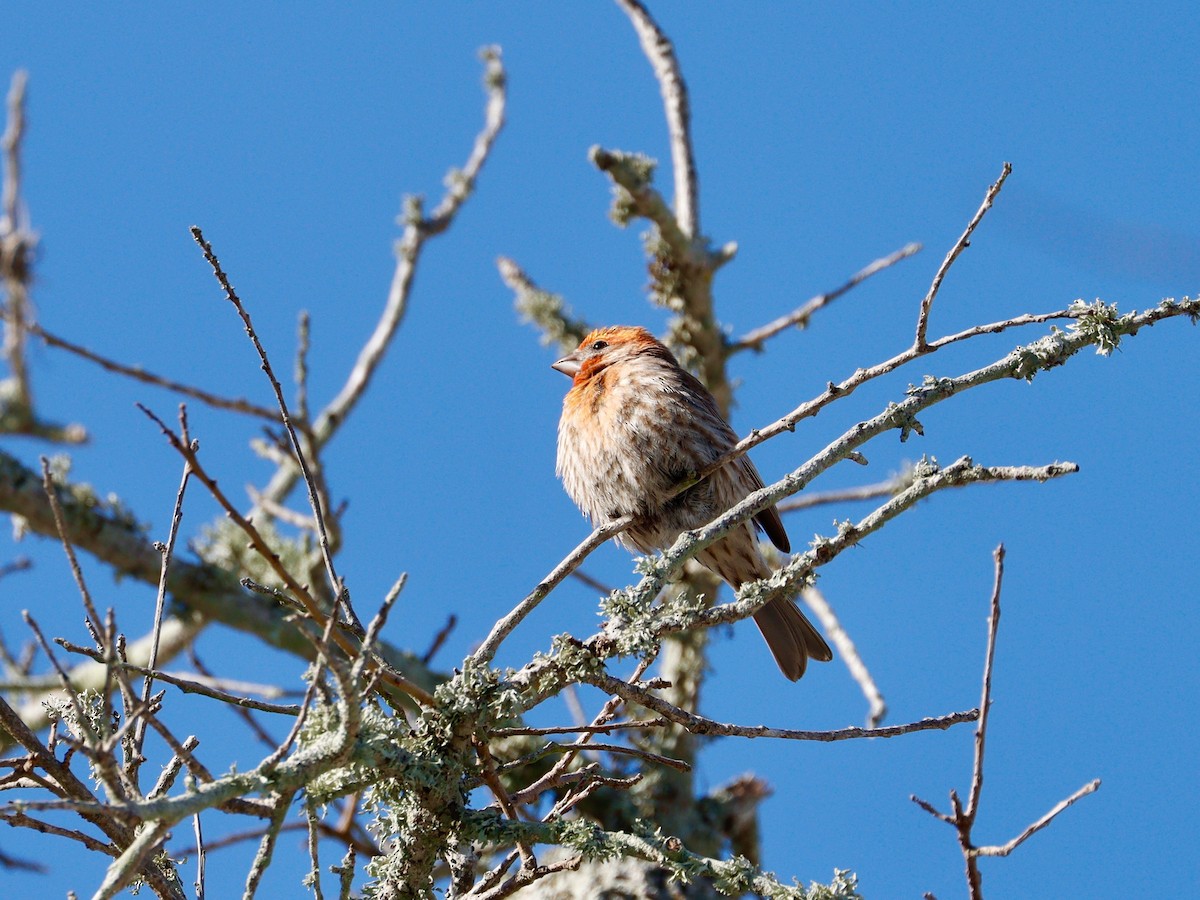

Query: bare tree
[0,5,1194,899]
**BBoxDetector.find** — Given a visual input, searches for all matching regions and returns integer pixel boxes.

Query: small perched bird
[552,325,832,680]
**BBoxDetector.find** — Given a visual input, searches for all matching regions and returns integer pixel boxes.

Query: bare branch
[777,470,912,514]
[28,322,280,420]
[244,791,296,900]
[39,457,105,642]
[0,72,86,443]
[915,163,1011,349]
[582,669,976,741]
[193,810,206,900]
[133,449,193,771]
[973,779,1101,858]
[913,546,1102,899]
[472,514,634,665]
[0,72,26,230]
[965,545,1005,824]
[188,230,349,627]
[490,718,667,738]
[802,586,886,728]
[421,613,457,666]
[731,242,922,353]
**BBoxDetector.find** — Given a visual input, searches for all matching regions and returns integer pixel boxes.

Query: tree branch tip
[712,240,738,268]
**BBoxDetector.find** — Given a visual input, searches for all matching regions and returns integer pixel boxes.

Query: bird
[552,325,832,680]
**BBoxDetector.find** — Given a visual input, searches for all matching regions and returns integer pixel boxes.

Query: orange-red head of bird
[551,326,667,385]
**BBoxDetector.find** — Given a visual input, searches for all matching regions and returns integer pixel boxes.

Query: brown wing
[738,455,790,554]
[671,364,791,553]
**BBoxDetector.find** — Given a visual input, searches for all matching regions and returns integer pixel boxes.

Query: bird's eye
[590,340,609,352]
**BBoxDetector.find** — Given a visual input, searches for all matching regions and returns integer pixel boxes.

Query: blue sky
[4,3,1198,897]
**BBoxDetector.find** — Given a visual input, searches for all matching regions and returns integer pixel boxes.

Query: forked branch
[911,546,1101,899]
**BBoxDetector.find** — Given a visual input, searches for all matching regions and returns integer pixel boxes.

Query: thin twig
[545,740,689,772]
[802,586,886,728]
[583,670,976,741]
[473,514,634,665]
[193,811,206,900]
[568,568,615,595]
[21,612,98,749]
[39,458,105,645]
[133,446,193,774]
[491,718,667,738]
[148,735,199,800]
[777,471,911,513]
[189,227,350,629]
[55,643,300,714]
[421,613,457,666]
[973,779,1101,858]
[0,808,109,860]
[186,647,283,750]
[966,545,1005,824]
[732,242,922,352]
[915,164,1011,349]
[244,791,296,899]
[305,799,325,900]
[912,546,1102,899]
[27,322,280,420]
[0,554,31,581]
[137,402,433,707]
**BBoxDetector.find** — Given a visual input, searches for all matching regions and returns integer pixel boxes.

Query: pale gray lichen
[1067,298,1136,356]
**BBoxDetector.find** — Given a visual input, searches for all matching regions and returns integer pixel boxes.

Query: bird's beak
[551,351,582,378]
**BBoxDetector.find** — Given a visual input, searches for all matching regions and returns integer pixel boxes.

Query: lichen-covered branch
[0,448,440,703]
[498,255,591,354]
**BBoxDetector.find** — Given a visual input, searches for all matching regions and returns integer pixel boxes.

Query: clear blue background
[3,3,1197,897]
